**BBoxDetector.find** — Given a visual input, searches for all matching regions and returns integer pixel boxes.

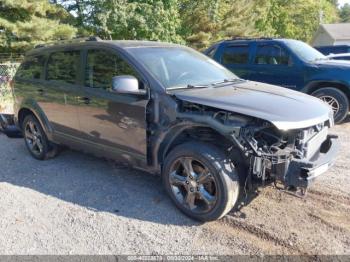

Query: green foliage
[179,0,258,49]
[50,0,96,36]
[0,0,77,52]
[89,0,182,43]
[255,0,339,43]
[340,3,350,22]
[221,1,259,38]
[0,0,343,52]
[178,0,339,49]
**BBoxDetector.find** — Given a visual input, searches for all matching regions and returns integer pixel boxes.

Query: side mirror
[112,75,144,94]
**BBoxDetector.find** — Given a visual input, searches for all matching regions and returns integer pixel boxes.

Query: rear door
[77,47,148,162]
[14,55,47,119]
[218,44,252,79]
[42,49,85,138]
[249,43,302,89]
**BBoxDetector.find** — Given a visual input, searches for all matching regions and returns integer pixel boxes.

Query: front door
[78,48,148,163]
[249,44,303,90]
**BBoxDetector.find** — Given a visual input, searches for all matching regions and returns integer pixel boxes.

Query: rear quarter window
[16,56,45,80]
[221,45,249,64]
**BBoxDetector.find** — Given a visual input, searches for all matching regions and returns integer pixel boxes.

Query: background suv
[206,38,350,123]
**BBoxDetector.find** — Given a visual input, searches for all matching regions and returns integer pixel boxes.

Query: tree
[50,0,95,36]
[255,0,339,43]
[179,0,220,49]
[221,0,259,38]
[85,0,182,43]
[340,3,350,22]
[0,0,77,53]
[327,0,338,7]
[179,0,258,49]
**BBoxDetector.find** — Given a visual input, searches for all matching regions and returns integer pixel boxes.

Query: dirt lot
[0,121,349,255]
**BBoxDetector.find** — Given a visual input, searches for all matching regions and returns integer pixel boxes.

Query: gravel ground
[0,121,349,255]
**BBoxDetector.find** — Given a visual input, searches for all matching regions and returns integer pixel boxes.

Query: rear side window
[47,50,80,84]
[16,56,45,80]
[85,49,137,90]
[254,45,290,65]
[222,45,249,64]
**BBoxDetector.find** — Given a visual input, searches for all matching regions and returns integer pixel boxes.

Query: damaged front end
[178,101,340,195]
[241,121,339,194]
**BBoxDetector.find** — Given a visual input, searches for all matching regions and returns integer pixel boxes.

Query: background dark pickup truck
[205,38,350,123]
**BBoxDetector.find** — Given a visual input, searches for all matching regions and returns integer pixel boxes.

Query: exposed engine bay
[178,100,337,195]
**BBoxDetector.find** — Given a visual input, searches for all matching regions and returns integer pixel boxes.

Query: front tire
[312,87,349,124]
[162,142,240,221]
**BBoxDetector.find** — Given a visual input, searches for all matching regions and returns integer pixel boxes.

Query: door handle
[77,96,91,104]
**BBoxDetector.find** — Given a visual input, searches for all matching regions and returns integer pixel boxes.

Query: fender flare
[153,115,243,169]
[16,99,53,136]
[302,80,350,95]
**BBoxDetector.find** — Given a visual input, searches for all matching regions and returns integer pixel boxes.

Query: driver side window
[85,49,139,90]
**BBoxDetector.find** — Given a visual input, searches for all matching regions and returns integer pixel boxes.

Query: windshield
[127,46,238,89]
[284,40,326,62]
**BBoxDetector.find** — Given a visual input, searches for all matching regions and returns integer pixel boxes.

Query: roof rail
[230,37,275,41]
[34,36,102,49]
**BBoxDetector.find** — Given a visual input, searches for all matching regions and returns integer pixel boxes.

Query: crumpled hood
[174,81,332,130]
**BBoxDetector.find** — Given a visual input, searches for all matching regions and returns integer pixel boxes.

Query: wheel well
[159,127,232,164]
[18,108,34,129]
[307,82,350,102]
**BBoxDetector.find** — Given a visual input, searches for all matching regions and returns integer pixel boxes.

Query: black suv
[12,38,339,221]
[206,38,350,123]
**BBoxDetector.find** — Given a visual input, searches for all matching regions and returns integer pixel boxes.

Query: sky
[339,0,350,7]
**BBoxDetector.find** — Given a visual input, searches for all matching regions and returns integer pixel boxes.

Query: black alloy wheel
[163,142,239,221]
[168,157,218,214]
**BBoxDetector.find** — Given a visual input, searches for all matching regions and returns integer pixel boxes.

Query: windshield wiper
[187,84,209,89]
[211,78,243,86]
[167,84,208,90]
[167,79,240,91]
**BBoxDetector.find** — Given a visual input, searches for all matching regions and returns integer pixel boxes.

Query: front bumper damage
[283,135,339,189]
[275,135,340,192]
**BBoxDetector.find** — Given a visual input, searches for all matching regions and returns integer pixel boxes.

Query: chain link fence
[0,53,23,64]
[0,63,20,114]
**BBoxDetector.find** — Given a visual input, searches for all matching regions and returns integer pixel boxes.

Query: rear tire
[162,142,240,221]
[22,114,58,160]
[312,87,349,124]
